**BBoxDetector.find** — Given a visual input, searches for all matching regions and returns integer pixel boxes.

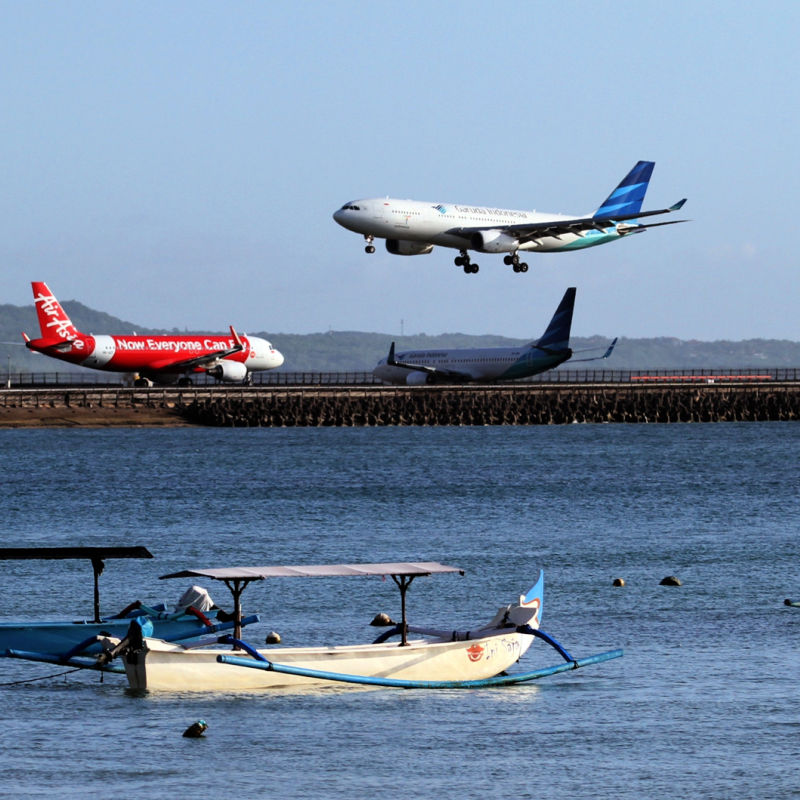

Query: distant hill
[3,299,800,373]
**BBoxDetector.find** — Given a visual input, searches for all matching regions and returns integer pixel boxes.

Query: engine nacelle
[470,230,519,253]
[207,360,249,382]
[405,371,430,385]
[386,239,434,256]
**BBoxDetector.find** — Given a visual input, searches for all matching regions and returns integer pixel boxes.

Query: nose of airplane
[272,348,285,368]
[332,208,345,225]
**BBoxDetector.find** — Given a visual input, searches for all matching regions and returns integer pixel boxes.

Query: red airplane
[22,281,284,386]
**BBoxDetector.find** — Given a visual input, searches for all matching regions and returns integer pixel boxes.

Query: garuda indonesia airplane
[334,161,687,274]
[373,287,616,385]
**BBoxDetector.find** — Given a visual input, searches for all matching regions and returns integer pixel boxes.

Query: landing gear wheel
[464,262,479,274]
[454,255,465,266]
[503,255,513,265]
[365,245,375,254]
[520,263,528,272]
[177,377,193,387]
[512,263,520,273]
[364,235,375,254]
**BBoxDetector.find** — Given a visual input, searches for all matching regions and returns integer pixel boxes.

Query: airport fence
[2,367,800,390]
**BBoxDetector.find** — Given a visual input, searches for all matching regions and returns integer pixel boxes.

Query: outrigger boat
[110,561,622,691]
[0,547,253,660]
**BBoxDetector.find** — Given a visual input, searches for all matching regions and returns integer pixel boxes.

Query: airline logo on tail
[32,282,79,342]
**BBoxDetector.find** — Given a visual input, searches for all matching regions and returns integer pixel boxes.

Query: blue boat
[0,547,233,658]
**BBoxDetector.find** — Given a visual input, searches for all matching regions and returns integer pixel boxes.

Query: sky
[1,1,799,341]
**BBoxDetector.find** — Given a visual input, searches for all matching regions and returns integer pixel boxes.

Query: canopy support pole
[223,577,257,643]
[91,557,104,623]
[391,574,416,646]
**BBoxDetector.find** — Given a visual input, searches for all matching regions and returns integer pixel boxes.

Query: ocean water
[1,423,798,799]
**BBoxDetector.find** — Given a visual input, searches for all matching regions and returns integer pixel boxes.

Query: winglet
[602,337,618,359]
[669,198,687,212]
[229,325,244,351]
[387,342,397,366]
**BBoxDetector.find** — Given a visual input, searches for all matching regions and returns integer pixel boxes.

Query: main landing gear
[454,250,479,274]
[504,253,529,273]
[364,234,375,254]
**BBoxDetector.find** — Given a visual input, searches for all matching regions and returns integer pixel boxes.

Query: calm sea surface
[1,423,798,799]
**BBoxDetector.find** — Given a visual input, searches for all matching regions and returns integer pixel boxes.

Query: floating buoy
[265,631,281,644]
[370,612,395,627]
[612,578,625,587]
[183,720,208,738]
[660,576,682,587]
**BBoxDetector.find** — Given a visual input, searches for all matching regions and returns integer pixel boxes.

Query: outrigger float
[0,547,257,662]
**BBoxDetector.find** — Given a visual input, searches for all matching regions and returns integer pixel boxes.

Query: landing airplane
[334,161,687,274]
[22,282,284,386]
[373,287,615,385]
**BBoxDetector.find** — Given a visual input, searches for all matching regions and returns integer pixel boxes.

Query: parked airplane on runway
[334,161,687,274]
[373,288,616,385]
[22,282,284,386]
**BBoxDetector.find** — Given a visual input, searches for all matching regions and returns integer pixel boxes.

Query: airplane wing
[569,337,618,363]
[147,326,245,372]
[387,342,473,383]
[447,200,688,244]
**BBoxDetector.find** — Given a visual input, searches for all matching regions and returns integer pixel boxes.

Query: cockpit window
[340,203,361,211]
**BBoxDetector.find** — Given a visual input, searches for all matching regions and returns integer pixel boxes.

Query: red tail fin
[31,282,80,341]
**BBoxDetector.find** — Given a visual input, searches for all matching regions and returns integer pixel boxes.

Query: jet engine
[386,239,434,256]
[405,371,430,385]
[207,360,249,382]
[470,230,519,253]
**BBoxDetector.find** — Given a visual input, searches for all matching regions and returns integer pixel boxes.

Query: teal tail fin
[534,288,575,351]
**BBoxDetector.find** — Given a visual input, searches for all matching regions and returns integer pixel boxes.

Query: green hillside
[3,300,800,373]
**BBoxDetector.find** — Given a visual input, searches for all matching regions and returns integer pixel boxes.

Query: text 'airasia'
[22,282,284,386]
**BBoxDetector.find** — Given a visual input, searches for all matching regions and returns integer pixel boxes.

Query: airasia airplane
[333,160,687,274]
[22,282,284,386]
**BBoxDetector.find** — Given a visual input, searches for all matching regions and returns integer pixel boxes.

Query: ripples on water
[1,423,799,798]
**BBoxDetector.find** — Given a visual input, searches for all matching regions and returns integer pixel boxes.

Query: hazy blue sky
[2,1,798,341]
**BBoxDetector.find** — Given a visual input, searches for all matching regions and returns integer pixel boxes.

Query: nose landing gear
[454,250,479,274]
[364,235,375,254]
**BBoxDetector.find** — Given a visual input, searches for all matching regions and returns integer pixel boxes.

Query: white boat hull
[124,630,535,691]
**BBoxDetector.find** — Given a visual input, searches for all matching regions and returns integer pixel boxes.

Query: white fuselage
[374,345,569,385]
[333,198,619,254]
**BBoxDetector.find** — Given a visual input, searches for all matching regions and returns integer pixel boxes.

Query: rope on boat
[0,667,84,686]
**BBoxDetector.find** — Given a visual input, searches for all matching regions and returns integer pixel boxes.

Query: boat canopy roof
[0,547,153,560]
[160,562,464,582]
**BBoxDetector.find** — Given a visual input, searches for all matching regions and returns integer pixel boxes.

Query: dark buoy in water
[660,575,682,587]
[265,631,281,644]
[612,578,625,587]
[370,612,395,627]
[183,720,208,738]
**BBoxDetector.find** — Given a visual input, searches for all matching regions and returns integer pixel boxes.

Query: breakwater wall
[178,384,800,426]
[3,384,799,427]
